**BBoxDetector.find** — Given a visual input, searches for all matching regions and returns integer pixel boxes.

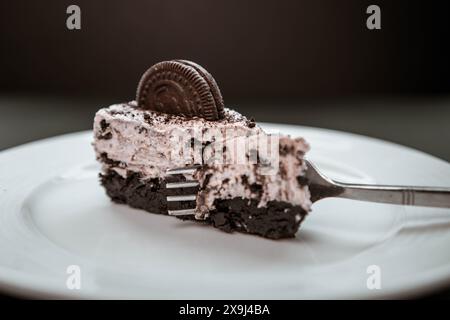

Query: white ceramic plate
[0,124,449,299]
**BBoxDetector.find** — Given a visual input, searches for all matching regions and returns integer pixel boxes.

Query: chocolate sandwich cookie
[136,60,224,121]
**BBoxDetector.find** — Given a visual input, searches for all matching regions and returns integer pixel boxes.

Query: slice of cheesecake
[93,101,311,239]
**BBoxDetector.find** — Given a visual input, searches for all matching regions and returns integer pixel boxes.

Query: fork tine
[166,181,199,189]
[165,165,200,217]
[168,209,196,216]
[167,195,197,202]
[166,165,201,175]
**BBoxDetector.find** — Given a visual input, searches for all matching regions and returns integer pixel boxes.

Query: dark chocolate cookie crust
[100,170,197,214]
[208,198,307,239]
[100,170,308,239]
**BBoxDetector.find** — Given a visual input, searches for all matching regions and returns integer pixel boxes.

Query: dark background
[1,0,449,98]
[0,0,450,299]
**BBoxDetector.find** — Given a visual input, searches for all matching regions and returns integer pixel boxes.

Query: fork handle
[336,183,450,208]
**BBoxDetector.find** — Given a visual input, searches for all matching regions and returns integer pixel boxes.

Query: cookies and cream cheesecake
[93,60,312,239]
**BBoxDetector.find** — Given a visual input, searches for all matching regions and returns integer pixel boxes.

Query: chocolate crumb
[138,127,148,134]
[279,144,294,156]
[202,173,213,190]
[97,120,112,140]
[296,176,309,186]
[143,113,152,124]
[100,119,109,131]
[99,152,124,167]
[249,183,263,195]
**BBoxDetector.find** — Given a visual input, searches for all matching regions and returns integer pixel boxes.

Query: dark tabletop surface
[0,94,449,299]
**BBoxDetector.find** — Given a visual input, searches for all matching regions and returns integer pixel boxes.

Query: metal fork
[165,165,200,216]
[305,160,450,208]
[164,160,450,217]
